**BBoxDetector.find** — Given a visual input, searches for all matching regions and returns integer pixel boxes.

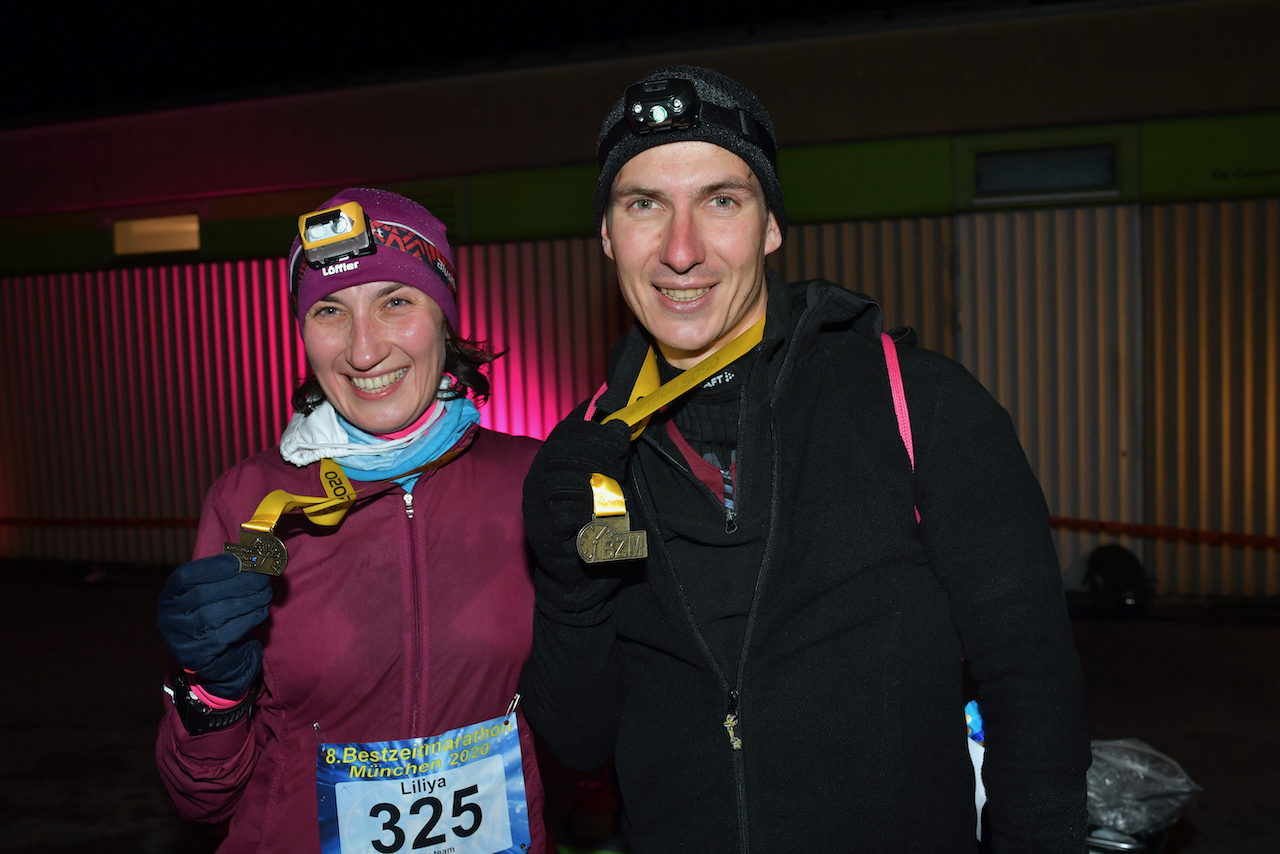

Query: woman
[156,188,544,854]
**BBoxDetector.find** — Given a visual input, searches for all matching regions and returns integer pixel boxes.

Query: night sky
[4,1,1106,130]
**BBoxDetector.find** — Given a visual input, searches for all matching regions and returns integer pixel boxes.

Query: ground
[1,563,1275,853]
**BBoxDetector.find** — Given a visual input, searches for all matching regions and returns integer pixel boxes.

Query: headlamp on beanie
[625,78,699,134]
[598,75,777,171]
[288,188,462,330]
[298,201,375,269]
[592,67,786,238]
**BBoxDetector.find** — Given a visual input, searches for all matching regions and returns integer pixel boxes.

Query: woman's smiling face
[301,280,446,435]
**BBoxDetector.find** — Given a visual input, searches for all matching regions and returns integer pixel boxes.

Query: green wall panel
[1,229,102,276]
[203,216,297,262]
[203,182,465,261]
[6,112,1278,277]
[468,165,599,242]
[779,137,953,222]
[1141,112,1280,202]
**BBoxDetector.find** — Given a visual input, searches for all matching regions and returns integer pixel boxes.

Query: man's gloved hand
[157,553,273,700]
[523,405,633,610]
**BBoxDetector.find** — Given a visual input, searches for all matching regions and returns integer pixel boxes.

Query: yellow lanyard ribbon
[602,315,766,437]
[227,446,469,575]
[243,458,356,533]
[588,316,766,520]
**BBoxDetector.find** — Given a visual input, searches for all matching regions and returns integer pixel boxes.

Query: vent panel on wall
[768,217,956,356]
[1145,199,1279,597]
[954,206,1145,587]
[0,238,628,566]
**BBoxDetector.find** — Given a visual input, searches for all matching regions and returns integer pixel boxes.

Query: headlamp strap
[290,218,459,300]
[598,103,776,170]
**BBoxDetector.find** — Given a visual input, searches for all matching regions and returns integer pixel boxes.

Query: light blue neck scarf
[336,397,480,491]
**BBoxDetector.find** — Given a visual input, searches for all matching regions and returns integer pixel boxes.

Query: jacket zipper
[406,487,421,735]
[724,689,743,749]
[630,353,768,854]
[608,289,833,853]
[725,310,808,853]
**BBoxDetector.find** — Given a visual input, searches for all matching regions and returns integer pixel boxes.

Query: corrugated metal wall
[0,260,305,565]
[768,218,956,355]
[0,237,629,566]
[3,208,1275,596]
[954,206,1146,587]
[1145,199,1280,597]
[455,240,629,440]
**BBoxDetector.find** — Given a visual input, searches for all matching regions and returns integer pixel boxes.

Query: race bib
[317,711,530,854]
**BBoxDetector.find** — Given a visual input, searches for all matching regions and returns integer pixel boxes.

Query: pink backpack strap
[881,332,914,471]
[583,380,609,421]
[881,332,920,522]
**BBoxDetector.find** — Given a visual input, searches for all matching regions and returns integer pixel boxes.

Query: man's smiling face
[602,141,782,369]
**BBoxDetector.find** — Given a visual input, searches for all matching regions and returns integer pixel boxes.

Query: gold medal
[225,528,289,576]
[576,473,647,563]
[221,447,473,576]
[223,459,357,576]
[577,511,648,564]
[577,316,767,564]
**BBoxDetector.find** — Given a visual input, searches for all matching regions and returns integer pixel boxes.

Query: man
[520,65,1090,853]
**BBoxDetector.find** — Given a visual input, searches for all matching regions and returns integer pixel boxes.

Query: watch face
[186,689,212,714]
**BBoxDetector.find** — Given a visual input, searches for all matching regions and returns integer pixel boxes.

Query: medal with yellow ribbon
[576,316,766,564]
[224,458,355,576]
[225,445,468,575]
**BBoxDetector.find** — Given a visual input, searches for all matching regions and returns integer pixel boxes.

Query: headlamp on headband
[625,78,700,134]
[598,75,777,172]
[298,201,375,269]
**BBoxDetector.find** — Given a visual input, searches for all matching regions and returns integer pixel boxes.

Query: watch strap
[170,670,253,736]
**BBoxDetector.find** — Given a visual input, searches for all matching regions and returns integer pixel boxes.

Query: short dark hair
[291,322,500,417]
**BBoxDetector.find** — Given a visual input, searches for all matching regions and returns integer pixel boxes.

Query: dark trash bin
[1085,544,1154,618]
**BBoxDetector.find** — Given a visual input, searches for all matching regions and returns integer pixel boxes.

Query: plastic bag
[1087,738,1201,834]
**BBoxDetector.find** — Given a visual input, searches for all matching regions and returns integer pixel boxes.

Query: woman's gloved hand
[157,553,273,700]
[523,406,633,611]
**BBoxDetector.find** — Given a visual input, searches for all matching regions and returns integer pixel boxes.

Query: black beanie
[593,66,787,241]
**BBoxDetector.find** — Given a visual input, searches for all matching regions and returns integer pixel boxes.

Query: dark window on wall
[975,144,1117,199]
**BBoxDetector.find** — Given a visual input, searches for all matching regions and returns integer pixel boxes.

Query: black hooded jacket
[520,274,1090,853]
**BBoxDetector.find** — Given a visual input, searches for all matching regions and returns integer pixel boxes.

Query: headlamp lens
[297,201,374,269]
[304,212,354,244]
[624,77,699,135]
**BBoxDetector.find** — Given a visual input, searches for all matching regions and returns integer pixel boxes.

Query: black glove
[523,405,633,610]
[158,553,273,700]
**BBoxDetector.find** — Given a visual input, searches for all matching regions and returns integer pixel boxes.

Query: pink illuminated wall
[0,237,629,565]
[3,209,1277,598]
[458,240,628,439]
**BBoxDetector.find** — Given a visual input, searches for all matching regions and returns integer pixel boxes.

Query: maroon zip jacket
[157,426,545,853]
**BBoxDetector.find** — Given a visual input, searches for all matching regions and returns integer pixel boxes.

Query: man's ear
[764,211,782,257]
[600,215,615,261]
